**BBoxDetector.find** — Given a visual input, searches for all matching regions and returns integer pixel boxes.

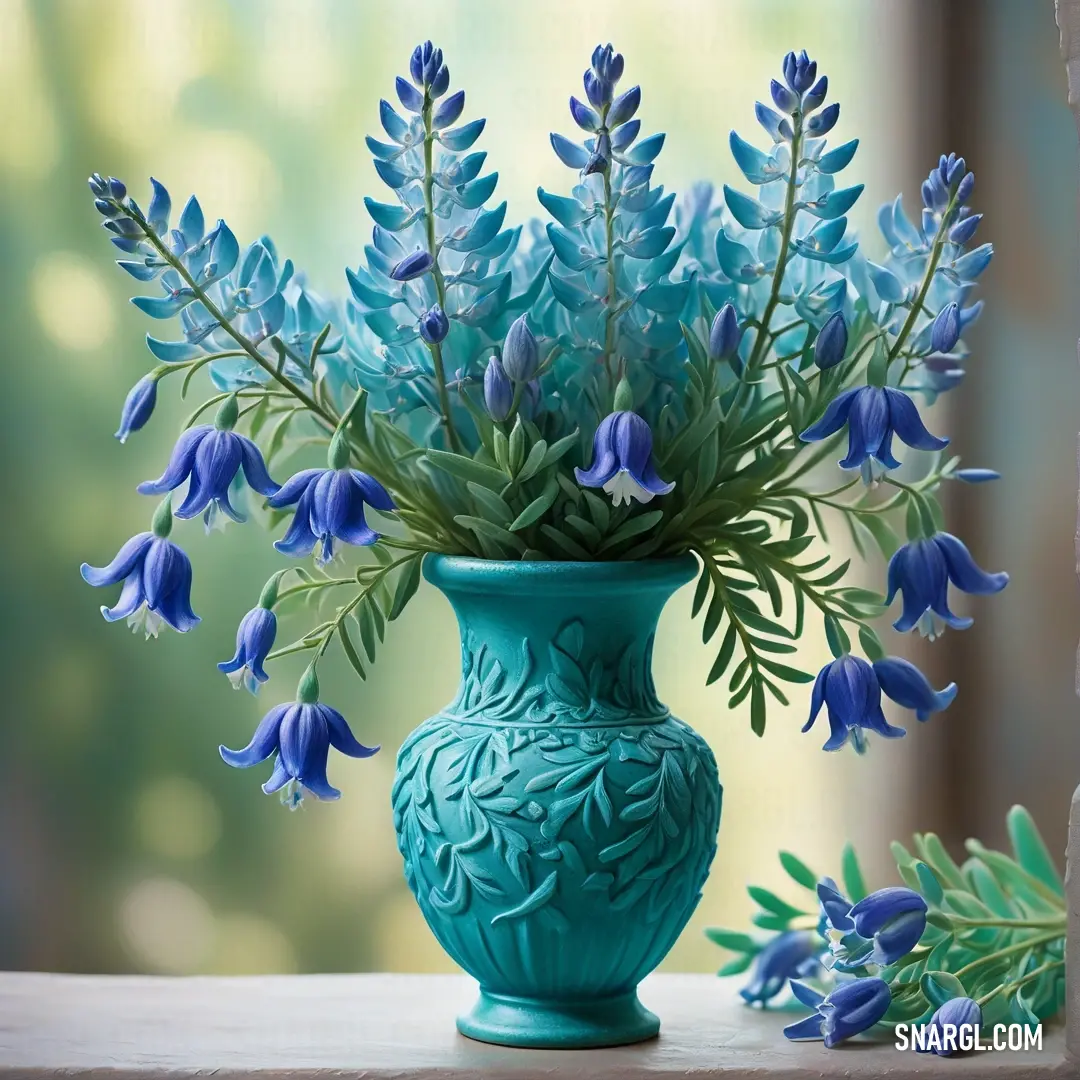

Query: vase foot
[456,988,660,1049]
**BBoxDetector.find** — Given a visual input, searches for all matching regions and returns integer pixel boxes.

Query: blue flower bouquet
[79,42,1013,1047]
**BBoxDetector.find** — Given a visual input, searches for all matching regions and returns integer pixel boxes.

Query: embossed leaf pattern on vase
[392,556,722,1036]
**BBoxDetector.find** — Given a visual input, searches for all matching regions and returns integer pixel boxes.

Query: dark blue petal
[351,471,396,512]
[884,388,949,453]
[839,388,889,469]
[321,703,380,759]
[237,435,279,497]
[822,978,890,1047]
[873,657,957,722]
[274,483,319,557]
[268,468,323,509]
[100,572,146,622]
[799,387,859,443]
[137,426,211,495]
[219,703,289,767]
[574,412,620,488]
[933,533,1008,596]
[81,532,153,587]
[175,430,243,518]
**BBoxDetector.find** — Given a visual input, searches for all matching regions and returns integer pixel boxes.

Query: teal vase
[392,555,722,1048]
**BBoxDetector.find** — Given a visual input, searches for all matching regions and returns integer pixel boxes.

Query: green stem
[952,931,1063,983]
[977,958,1065,1008]
[120,204,336,428]
[421,92,462,453]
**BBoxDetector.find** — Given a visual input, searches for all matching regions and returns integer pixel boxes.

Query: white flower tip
[602,470,656,507]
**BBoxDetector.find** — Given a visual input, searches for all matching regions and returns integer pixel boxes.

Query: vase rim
[423,552,698,596]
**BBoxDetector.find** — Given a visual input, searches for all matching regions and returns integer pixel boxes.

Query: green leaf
[508,416,525,474]
[704,928,759,954]
[517,438,549,482]
[757,657,815,684]
[597,510,664,551]
[717,954,753,977]
[466,481,514,525]
[357,599,377,662]
[914,861,944,906]
[454,515,527,554]
[1006,805,1064,898]
[541,430,580,470]
[858,624,886,662]
[918,832,968,891]
[706,622,738,685]
[539,525,591,560]
[427,449,508,490]
[509,477,559,531]
[582,490,610,534]
[492,428,509,470]
[750,679,766,737]
[750,911,791,931]
[691,564,711,618]
[388,557,422,620]
[841,841,868,901]
[779,851,819,891]
[247,394,271,440]
[920,971,967,1009]
[338,621,367,680]
[855,512,900,559]
[565,514,602,548]
[824,613,850,658]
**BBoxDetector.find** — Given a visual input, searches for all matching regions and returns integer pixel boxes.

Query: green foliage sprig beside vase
[78,41,1008,1047]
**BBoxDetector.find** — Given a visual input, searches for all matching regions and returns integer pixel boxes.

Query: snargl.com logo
[895,1023,1043,1054]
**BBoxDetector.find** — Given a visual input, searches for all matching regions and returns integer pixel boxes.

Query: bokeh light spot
[31,252,115,352]
[119,877,214,973]
[135,776,223,860]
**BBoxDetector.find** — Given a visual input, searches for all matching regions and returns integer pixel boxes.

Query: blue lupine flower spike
[886,532,1008,638]
[137,395,279,531]
[783,978,891,1047]
[80,496,199,638]
[219,667,378,804]
[739,930,822,1006]
[269,432,395,564]
[918,998,983,1056]
[800,386,948,473]
[575,410,675,507]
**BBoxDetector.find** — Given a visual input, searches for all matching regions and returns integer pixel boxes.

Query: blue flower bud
[94,198,118,217]
[956,171,975,205]
[390,250,434,281]
[917,998,982,1056]
[108,176,127,201]
[88,173,109,197]
[770,78,799,114]
[946,155,966,186]
[484,356,513,421]
[709,303,741,360]
[115,374,159,443]
[931,302,961,353]
[806,102,839,136]
[419,304,449,345]
[218,605,277,693]
[814,311,848,370]
[583,131,612,175]
[430,63,450,97]
[955,468,1000,483]
[948,213,981,245]
[501,314,539,382]
[583,69,607,109]
[409,42,427,84]
[607,85,640,128]
[433,89,464,128]
[802,75,828,112]
[569,96,600,132]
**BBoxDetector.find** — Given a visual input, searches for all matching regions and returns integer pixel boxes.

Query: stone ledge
[0,971,1072,1078]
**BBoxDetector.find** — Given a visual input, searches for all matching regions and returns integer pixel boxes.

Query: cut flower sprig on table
[82,43,1005,802]
[708,806,1066,1053]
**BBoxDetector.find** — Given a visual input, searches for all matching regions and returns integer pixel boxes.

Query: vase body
[392,555,722,1048]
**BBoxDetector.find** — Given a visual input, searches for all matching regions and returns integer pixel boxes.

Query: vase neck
[425,557,696,728]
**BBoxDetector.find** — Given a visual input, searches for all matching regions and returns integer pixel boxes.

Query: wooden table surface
[0,972,1071,1078]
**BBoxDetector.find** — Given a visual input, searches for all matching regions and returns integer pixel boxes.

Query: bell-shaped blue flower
[575,411,675,506]
[886,532,1008,637]
[115,374,159,443]
[917,997,983,1056]
[739,930,822,1006]
[874,656,959,723]
[848,886,928,966]
[783,977,891,1047]
[799,385,948,472]
[501,314,539,382]
[269,463,394,564]
[219,669,378,803]
[218,605,277,694]
[814,312,848,370]
[137,397,279,530]
[81,500,199,638]
[419,304,449,345]
[484,356,512,421]
[804,654,956,752]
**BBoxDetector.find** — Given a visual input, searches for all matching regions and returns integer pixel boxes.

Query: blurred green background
[1,0,1076,977]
